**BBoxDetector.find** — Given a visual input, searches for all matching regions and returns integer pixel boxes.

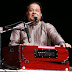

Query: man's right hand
[20,42,32,46]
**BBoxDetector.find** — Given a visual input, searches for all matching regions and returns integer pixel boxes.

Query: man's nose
[33,10,36,14]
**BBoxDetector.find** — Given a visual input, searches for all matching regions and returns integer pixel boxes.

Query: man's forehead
[29,3,40,9]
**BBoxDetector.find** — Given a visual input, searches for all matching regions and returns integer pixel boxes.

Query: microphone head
[33,15,38,22]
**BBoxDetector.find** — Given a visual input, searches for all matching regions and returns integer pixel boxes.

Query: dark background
[0,0,72,66]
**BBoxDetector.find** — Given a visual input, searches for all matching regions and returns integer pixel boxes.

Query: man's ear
[41,13,42,17]
[26,12,28,16]
[41,13,43,20]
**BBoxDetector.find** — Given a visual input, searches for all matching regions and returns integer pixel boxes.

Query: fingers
[20,42,32,46]
[65,43,71,48]
[60,43,71,48]
[23,43,29,45]
[20,43,29,46]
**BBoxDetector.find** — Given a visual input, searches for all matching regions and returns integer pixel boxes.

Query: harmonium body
[2,45,69,71]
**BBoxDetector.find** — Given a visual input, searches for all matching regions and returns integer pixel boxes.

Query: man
[9,2,71,48]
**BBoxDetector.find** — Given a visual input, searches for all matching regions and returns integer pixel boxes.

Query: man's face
[27,3,42,22]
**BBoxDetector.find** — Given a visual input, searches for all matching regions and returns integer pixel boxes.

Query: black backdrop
[0,0,72,66]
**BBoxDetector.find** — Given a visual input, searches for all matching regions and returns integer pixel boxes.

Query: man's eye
[29,9,40,12]
[36,9,39,12]
[29,9,33,11]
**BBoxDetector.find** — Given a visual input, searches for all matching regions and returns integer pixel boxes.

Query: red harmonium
[2,45,69,71]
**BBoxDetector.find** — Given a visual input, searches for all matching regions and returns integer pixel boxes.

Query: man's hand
[20,42,32,46]
[59,43,71,48]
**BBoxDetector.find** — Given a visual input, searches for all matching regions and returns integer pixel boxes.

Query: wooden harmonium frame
[2,45,69,71]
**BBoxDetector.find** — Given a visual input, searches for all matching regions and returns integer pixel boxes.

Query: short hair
[26,1,42,12]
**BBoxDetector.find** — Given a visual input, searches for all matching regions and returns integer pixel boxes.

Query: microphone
[25,15,38,26]
[33,15,38,22]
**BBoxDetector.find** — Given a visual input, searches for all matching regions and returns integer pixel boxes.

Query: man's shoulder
[41,21,54,28]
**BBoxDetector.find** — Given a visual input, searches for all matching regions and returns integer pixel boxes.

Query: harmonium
[2,45,69,71]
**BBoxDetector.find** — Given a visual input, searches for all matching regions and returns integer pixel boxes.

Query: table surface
[69,66,72,71]
[0,66,72,72]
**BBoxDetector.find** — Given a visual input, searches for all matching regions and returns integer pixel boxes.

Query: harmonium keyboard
[2,45,69,71]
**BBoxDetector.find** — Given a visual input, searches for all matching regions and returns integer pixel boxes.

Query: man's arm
[46,23,71,48]
[9,30,21,46]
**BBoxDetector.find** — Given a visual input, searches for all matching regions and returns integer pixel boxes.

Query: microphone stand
[5,20,35,29]
[0,30,2,68]
[5,21,23,29]
[0,27,4,69]
[0,20,33,69]
[4,20,35,43]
